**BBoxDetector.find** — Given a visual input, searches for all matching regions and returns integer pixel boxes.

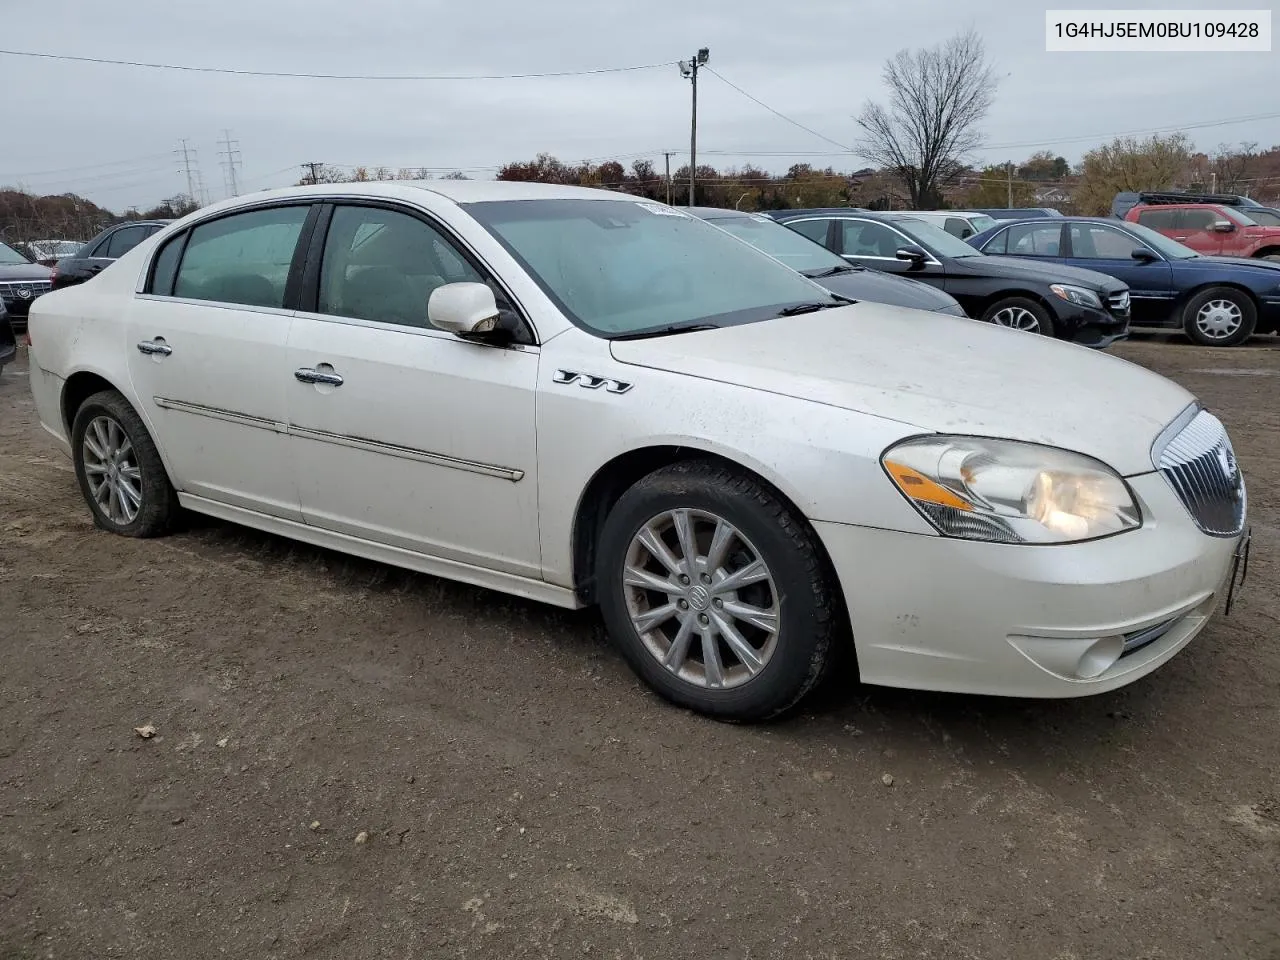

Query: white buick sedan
[27,182,1249,721]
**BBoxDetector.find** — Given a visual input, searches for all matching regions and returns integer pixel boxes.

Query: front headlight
[882,436,1141,544]
[1049,283,1102,309]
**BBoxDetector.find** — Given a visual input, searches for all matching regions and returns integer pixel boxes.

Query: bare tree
[854,31,997,208]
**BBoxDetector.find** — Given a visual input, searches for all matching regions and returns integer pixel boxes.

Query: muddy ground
[1,335,1278,960]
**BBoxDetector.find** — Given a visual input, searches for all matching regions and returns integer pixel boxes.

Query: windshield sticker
[637,202,690,218]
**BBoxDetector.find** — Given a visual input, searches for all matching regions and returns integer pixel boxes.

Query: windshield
[892,218,983,257]
[0,242,32,265]
[1242,208,1280,226]
[1124,222,1199,259]
[706,213,850,274]
[465,199,837,336]
[968,215,998,233]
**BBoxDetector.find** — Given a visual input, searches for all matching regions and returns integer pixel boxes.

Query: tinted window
[105,226,147,259]
[174,205,309,308]
[318,205,486,327]
[1179,209,1217,231]
[840,220,904,258]
[944,217,971,238]
[467,199,834,337]
[785,219,830,245]
[1244,208,1280,226]
[148,232,185,296]
[1005,222,1063,256]
[1136,209,1177,230]
[1068,223,1142,259]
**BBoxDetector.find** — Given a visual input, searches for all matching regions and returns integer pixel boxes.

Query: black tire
[596,460,841,722]
[71,389,179,537]
[1181,287,1256,347]
[980,297,1055,337]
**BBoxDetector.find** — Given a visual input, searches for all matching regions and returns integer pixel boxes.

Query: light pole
[678,48,709,206]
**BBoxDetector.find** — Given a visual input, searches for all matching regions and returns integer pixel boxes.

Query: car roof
[220,180,633,209]
[764,207,867,217]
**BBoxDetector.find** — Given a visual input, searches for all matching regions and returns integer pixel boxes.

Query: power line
[982,110,1280,151]
[705,68,852,152]
[0,48,677,81]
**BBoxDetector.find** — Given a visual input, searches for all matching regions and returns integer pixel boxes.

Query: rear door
[126,202,315,519]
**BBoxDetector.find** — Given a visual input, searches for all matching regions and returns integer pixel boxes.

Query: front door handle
[294,367,344,386]
[1173,236,1188,240]
[136,338,172,356]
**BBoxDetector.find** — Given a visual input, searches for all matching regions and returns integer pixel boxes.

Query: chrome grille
[1156,409,1246,537]
[0,280,52,304]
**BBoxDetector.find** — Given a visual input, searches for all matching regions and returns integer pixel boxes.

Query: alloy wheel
[990,306,1041,332]
[81,415,143,525]
[622,508,780,689]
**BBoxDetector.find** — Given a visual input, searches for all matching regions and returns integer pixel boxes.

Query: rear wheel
[981,297,1055,337]
[71,390,178,537]
[1182,287,1256,347]
[597,461,840,722]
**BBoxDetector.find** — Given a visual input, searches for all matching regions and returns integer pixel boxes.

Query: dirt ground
[1,334,1278,960]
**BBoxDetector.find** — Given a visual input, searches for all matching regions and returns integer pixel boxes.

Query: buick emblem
[1217,445,1238,481]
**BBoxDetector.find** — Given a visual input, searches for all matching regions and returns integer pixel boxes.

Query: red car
[1125,203,1280,261]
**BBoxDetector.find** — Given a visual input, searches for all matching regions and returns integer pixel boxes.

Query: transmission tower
[218,130,242,198]
[175,140,202,204]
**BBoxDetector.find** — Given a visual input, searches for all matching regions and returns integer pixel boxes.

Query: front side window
[317,205,486,327]
[1179,209,1218,231]
[105,226,148,259]
[840,219,905,258]
[980,228,1009,255]
[1005,222,1064,256]
[1068,223,1144,259]
[173,205,309,308]
[465,199,833,337]
[891,218,983,257]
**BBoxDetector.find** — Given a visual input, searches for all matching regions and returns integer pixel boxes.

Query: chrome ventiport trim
[1153,407,1246,537]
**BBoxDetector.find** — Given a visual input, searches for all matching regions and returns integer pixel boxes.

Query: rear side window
[148,232,185,296]
[1005,222,1063,256]
[105,226,147,259]
[173,206,310,309]
[1135,209,1177,230]
[785,219,830,245]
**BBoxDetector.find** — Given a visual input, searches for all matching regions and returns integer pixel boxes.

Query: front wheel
[980,297,1055,337]
[71,389,179,537]
[1182,287,1256,347]
[596,461,841,722]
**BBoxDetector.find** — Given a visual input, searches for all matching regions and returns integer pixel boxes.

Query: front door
[1172,208,1225,256]
[285,202,542,578]
[1062,221,1175,327]
[126,203,314,519]
[835,218,948,288]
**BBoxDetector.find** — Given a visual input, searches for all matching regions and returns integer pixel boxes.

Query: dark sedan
[686,207,967,316]
[0,241,54,330]
[50,219,171,291]
[967,217,1280,347]
[0,299,15,376]
[767,209,1131,347]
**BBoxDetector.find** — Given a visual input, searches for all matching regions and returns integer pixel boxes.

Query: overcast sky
[3,0,1277,212]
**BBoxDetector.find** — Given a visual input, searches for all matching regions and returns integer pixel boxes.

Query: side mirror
[1212,220,1235,233]
[428,282,501,338]
[895,245,928,267]
[1131,247,1159,263]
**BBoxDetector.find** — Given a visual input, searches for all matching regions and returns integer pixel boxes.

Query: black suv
[0,240,54,330]
[50,219,171,291]
[766,209,1131,348]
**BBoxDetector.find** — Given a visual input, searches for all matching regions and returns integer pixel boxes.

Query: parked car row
[26,180,1249,721]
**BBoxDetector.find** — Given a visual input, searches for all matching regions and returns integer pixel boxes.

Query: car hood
[947,254,1127,291]
[0,263,53,281]
[1192,254,1280,274]
[610,305,1192,476]
[814,268,960,312]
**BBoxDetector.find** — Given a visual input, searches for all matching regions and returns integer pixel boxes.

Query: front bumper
[1054,299,1130,348]
[816,471,1242,698]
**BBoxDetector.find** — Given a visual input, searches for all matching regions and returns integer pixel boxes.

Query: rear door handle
[136,338,172,356]
[294,367,344,386]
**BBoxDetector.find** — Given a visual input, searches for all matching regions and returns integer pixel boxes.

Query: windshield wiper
[804,264,859,277]
[776,300,843,316]
[610,322,721,341]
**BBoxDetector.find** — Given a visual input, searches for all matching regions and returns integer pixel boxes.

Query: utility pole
[678,48,709,206]
[663,151,673,205]
[176,140,198,204]
[218,129,242,198]
[1006,161,1013,208]
[302,162,323,185]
